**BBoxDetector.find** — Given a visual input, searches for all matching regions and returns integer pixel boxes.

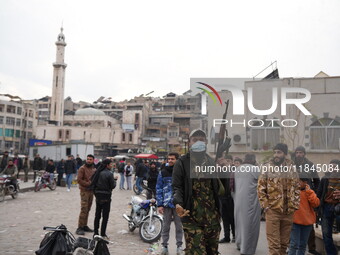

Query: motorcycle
[34,171,58,192]
[0,175,20,202]
[123,195,163,243]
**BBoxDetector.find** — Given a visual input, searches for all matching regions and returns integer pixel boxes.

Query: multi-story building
[0,95,36,154]
[205,73,340,163]
[142,92,205,154]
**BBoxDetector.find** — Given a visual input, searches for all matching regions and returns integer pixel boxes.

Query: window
[23,120,27,128]
[122,133,126,142]
[0,104,4,112]
[65,130,70,139]
[29,110,33,118]
[0,116,3,124]
[5,141,13,149]
[16,130,20,138]
[250,120,280,150]
[7,105,16,114]
[28,121,33,128]
[135,113,140,123]
[0,128,3,136]
[17,107,22,115]
[129,134,133,142]
[310,118,340,150]
[28,132,32,139]
[6,117,15,125]
[5,129,14,137]
[58,130,63,139]
[66,147,71,156]
[16,119,21,127]
[14,142,19,149]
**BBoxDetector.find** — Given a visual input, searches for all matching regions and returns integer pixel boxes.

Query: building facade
[0,96,36,154]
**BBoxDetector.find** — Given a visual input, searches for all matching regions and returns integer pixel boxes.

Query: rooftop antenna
[253,61,278,79]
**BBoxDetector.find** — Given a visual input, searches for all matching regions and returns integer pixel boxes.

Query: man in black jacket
[93,159,117,240]
[0,151,9,171]
[172,129,222,255]
[65,155,76,191]
[32,154,44,183]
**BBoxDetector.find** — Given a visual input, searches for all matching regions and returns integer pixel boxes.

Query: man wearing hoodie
[157,152,183,255]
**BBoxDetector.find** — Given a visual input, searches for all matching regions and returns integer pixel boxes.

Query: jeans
[126,176,132,190]
[119,172,125,189]
[136,177,144,193]
[162,207,183,247]
[321,203,338,255]
[66,174,73,189]
[288,223,312,255]
[49,173,54,184]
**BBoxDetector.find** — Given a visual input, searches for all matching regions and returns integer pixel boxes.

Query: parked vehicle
[0,175,20,201]
[34,171,57,192]
[123,195,163,243]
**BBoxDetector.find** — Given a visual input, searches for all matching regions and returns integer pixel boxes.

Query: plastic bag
[93,240,110,255]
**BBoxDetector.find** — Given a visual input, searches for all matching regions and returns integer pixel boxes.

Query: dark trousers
[57,172,63,186]
[321,203,338,255]
[146,188,156,199]
[307,226,316,251]
[220,196,235,239]
[94,194,111,236]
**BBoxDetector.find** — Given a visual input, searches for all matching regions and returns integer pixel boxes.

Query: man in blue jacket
[156,152,183,255]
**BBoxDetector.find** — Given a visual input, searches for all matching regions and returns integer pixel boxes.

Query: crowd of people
[1,130,340,255]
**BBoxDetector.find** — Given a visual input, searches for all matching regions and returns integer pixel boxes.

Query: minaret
[50,27,67,126]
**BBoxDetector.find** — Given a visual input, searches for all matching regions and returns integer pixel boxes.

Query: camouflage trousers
[78,191,94,228]
[182,222,221,255]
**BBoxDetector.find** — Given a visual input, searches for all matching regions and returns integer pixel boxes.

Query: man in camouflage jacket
[258,143,300,255]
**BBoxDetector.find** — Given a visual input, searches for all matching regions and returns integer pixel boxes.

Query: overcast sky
[0,0,339,103]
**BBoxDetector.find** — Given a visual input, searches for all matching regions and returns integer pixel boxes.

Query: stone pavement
[0,179,269,255]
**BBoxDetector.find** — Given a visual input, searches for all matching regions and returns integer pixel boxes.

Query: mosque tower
[50,27,67,126]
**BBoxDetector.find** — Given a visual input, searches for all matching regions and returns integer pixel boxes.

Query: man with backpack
[118,158,126,190]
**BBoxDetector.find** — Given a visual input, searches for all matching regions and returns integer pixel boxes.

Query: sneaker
[309,251,322,255]
[76,227,85,235]
[219,237,230,243]
[176,246,183,255]
[160,247,169,255]
[102,235,110,241]
[83,226,94,232]
[67,188,70,192]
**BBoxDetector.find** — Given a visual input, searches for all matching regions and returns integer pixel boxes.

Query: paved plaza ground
[0,178,269,255]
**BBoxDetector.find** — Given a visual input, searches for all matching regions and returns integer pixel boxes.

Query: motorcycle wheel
[48,180,57,190]
[0,187,5,202]
[133,183,139,194]
[139,215,163,243]
[34,181,41,192]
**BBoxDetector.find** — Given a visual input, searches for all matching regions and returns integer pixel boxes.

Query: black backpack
[117,162,125,173]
